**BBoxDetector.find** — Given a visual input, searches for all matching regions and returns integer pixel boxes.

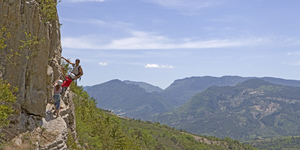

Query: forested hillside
[86,79,173,120]
[246,136,300,150]
[155,79,300,141]
[69,83,258,150]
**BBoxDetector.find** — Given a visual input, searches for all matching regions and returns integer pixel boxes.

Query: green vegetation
[70,83,138,149]
[0,27,10,50]
[19,32,39,52]
[0,27,19,65]
[120,118,257,150]
[61,59,72,75]
[0,79,17,128]
[0,79,17,147]
[0,28,17,139]
[70,83,257,149]
[1,28,44,66]
[19,32,45,59]
[246,136,300,150]
[1,31,45,66]
[39,0,61,22]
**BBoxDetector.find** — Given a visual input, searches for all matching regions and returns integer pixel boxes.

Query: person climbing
[61,57,83,81]
[53,79,63,117]
[61,65,76,94]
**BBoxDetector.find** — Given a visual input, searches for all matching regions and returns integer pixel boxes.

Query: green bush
[0,79,17,129]
[0,27,10,50]
[39,0,61,22]
[0,79,17,150]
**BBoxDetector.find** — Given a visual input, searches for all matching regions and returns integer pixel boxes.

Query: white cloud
[145,64,159,68]
[63,0,104,2]
[285,61,300,66]
[145,64,174,69]
[296,62,300,66]
[146,0,210,9]
[99,62,108,66]
[286,52,300,56]
[62,35,101,49]
[62,30,267,50]
[144,0,220,13]
[61,18,132,30]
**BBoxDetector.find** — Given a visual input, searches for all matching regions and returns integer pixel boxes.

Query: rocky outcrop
[3,90,76,150]
[0,0,68,145]
[61,90,78,141]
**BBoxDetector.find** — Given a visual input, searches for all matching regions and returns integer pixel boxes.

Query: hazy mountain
[161,76,300,108]
[85,79,173,120]
[83,86,91,91]
[260,77,300,87]
[155,79,300,141]
[161,76,250,107]
[123,80,163,93]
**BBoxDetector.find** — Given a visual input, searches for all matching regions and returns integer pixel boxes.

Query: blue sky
[58,0,300,89]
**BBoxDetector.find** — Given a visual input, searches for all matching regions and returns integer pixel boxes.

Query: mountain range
[154,79,300,141]
[162,76,248,107]
[85,76,300,141]
[85,76,300,119]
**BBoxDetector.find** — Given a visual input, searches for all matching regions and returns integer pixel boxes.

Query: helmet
[57,80,63,85]
[69,73,76,80]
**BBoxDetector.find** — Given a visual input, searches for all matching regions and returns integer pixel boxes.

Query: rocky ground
[2,91,75,150]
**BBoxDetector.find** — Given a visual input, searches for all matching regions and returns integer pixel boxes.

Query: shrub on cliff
[0,79,17,148]
[0,79,17,129]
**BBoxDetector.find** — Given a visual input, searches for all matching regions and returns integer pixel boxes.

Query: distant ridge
[260,77,300,87]
[162,76,249,107]
[162,76,300,108]
[124,80,163,93]
[236,78,275,89]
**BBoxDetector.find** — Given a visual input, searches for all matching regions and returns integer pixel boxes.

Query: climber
[53,79,63,117]
[60,65,76,94]
[61,57,83,81]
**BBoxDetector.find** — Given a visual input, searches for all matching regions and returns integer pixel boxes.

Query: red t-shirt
[62,76,73,87]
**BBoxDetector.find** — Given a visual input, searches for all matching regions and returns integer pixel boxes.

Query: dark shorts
[53,95,61,110]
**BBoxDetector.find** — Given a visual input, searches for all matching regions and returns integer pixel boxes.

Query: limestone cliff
[0,0,74,147]
[2,90,77,150]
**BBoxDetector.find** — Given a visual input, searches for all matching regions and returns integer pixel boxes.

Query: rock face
[3,90,76,150]
[0,0,63,142]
